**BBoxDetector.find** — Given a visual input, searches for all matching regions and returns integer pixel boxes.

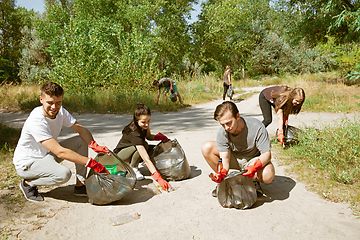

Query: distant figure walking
[259,85,305,146]
[223,66,232,101]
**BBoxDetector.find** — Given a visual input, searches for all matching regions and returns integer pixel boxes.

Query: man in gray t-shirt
[202,101,275,195]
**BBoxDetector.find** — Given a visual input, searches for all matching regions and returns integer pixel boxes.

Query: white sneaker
[133,167,144,181]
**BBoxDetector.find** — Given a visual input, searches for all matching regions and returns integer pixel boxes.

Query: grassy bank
[1,71,359,114]
[274,118,360,216]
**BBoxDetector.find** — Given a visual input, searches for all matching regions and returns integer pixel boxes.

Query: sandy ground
[0,86,359,240]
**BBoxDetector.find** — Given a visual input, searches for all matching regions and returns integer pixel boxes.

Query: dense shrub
[248,32,336,77]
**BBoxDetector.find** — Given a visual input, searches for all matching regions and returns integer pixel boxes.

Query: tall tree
[191,0,271,75]
[0,0,34,83]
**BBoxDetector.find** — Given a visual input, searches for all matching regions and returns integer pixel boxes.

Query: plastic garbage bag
[150,139,190,181]
[85,150,136,205]
[276,125,302,146]
[227,84,234,98]
[170,92,177,102]
[217,171,257,209]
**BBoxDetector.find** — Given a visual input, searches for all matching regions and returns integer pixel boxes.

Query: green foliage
[0,0,37,83]
[18,26,51,84]
[346,61,360,84]
[248,32,336,76]
[33,0,197,94]
[0,123,21,153]
[287,119,360,184]
[191,0,270,75]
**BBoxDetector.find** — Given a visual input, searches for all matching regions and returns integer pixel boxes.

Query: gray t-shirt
[158,78,172,88]
[216,117,271,161]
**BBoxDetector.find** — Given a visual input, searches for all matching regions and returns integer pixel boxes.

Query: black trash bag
[276,125,303,146]
[170,92,177,102]
[217,171,257,209]
[227,84,234,98]
[85,150,136,205]
[150,139,190,181]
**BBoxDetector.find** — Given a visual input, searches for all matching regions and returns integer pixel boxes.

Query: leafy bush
[346,61,360,85]
[288,120,360,184]
[248,32,336,77]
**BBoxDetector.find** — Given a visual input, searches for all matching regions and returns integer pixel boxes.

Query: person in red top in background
[113,103,172,191]
[259,85,305,146]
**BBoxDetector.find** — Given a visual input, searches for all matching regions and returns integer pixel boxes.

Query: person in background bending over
[13,81,109,202]
[153,77,184,106]
[201,101,275,197]
[223,66,232,101]
[259,85,305,146]
[113,102,172,191]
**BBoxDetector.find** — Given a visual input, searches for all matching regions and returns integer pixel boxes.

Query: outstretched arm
[41,138,89,165]
[70,121,94,144]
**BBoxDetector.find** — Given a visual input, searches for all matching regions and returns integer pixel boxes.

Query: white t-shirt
[13,106,76,168]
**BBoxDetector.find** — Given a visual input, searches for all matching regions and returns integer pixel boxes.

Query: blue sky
[15,0,203,23]
[16,0,45,13]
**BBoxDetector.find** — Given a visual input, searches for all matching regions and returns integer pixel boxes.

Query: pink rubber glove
[154,132,169,141]
[88,141,109,153]
[209,168,228,183]
[243,158,263,178]
[277,129,284,146]
[151,171,172,191]
[86,158,110,174]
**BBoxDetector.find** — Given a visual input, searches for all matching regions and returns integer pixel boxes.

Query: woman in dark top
[113,103,172,191]
[259,85,305,146]
[223,66,232,101]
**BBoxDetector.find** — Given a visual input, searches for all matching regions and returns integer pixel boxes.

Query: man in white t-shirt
[201,101,275,197]
[13,82,110,202]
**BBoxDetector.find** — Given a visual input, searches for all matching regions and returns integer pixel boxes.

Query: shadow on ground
[252,175,296,208]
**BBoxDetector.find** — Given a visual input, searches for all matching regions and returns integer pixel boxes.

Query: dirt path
[0,87,359,240]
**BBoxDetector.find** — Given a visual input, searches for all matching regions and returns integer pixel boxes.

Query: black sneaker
[74,185,87,197]
[212,188,217,197]
[254,181,266,197]
[19,180,44,202]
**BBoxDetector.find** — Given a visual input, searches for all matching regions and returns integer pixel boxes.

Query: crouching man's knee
[255,162,275,184]
[53,167,72,185]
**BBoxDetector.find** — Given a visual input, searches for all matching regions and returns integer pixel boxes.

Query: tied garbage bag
[150,139,190,181]
[227,84,234,98]
[276,125,302,146]
[217,171,257,209]
[85,150,136,205]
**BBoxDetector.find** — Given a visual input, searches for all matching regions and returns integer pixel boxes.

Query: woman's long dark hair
[122,102,151,134]
[271,86,305,116]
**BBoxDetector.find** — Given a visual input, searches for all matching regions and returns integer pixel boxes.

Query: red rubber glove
[85,158,110,174]
[243,158,263,178]
[170,84,173,92]
[154,132,169,141]
[209,168,228,183]
[277,129,284,146]
[88,141,109,153]
[151,171,172,191]
[284,117,288,126]
[156,99,159,106]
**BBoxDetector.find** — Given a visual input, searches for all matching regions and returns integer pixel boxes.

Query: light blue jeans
[16,136,88,187]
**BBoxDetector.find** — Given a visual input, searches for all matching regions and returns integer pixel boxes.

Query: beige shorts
[229,153,259,170]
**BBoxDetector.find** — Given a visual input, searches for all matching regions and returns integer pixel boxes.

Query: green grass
[0,71,359,114]
[274,118,360,216]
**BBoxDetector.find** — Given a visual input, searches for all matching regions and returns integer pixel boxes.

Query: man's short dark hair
[152,80,159,86]
[214,101,239,120]
[41,81,64,97]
